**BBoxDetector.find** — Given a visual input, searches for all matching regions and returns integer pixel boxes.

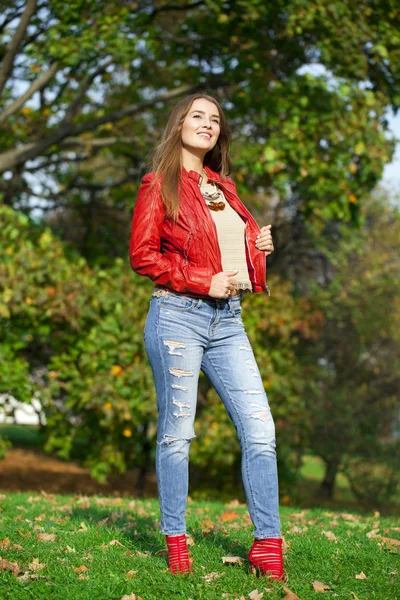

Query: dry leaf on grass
[65,545,76,553]
[34,513,46,521]
[108,539,124,547]
[378,536,400,548]
[312,580,333,592]
[124,569,138,578]
[0,538,10,548]
[186,533,195,546]
[350,593,360,600]
[220,510,240,523]
[0,557,20,576]
[202,571,222,583]
[73,565,89,573]
[78,522,88,532]
[355,571,367,580]
[249,589,263,600]
[366,529,379,538]
[322,530,337,542]
[78,573,90,580]
[338,513,360,522]
[221,555,246,566]
[36,533,57,542]
[121,595,143,600]
[282,587,300,600]
[136,550,151,557]
[154,548,168,556]
[28,558,46,572]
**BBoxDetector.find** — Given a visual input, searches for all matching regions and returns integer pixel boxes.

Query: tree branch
[0,61,59,125]
[64,58,114,122]
[0,0,39,96]
[0,82,203,173]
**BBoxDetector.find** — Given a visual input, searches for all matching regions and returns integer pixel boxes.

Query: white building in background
[0,395,45,425]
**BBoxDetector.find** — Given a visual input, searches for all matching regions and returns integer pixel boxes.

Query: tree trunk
[318,458,340,500]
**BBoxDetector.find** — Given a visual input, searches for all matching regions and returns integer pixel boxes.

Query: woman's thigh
[201,314,275,442]
[144,294,205,442]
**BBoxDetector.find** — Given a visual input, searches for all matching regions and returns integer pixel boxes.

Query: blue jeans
[144,290,281,539]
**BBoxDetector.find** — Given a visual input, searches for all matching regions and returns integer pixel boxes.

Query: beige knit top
[200,177,252,292]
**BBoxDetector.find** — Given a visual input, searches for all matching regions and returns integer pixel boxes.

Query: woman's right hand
[208,270,238,299]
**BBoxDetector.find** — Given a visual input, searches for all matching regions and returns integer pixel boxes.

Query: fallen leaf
[0,539,10,548]
[313,580,333,592]
[108,539,124,546]
[73,565,89,573]
[0,557,20,576]
[366,529,379,538]
[136,550,151,557]
[98,516,111,526]
[374,511,380,519]
[228,499,242,507]
[378,536,400,547]
[339,513,360,522]
[28,558,46,572]
[78,573,90,580]
[355,572,367,580]
[121,595,143,600]
[65,545,76,553]
[36,533,57,542]
[350,593,360,600]
[202,571,222,583]
[124,569,138,578]
[220,510,240,523]
[322,530,337,542]
[154,548,168,556]
[34,514,46,521]
[282,587,300,600]
[221,556,245,565]
[249,589,263,600]
[186,533,195,546]
[78,522,88,532]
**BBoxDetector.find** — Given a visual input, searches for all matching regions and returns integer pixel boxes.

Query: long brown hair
[148,92,232,221]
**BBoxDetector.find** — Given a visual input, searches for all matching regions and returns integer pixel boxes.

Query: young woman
[129,93,285,581]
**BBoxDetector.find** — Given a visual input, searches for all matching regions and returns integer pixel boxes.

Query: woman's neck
[181,150,204,176]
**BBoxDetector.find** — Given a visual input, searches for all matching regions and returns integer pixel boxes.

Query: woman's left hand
[255,224,274,256]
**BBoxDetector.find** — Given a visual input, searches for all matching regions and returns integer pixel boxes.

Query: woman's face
[181,98,220,158]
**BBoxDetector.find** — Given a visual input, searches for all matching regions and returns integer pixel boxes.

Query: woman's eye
[193,114,201,118]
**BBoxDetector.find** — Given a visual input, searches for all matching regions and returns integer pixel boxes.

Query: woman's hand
[208,270,238,299]
[255,224,274,256]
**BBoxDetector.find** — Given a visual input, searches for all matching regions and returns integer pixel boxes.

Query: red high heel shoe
[248,537,286,581]
[165,534,192,574]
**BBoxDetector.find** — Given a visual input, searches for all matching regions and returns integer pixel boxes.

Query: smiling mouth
[197,133,212,139]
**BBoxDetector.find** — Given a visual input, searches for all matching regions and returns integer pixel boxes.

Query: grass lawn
[0,492,399,600]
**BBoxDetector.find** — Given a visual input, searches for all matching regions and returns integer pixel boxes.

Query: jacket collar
[183,164,222,185]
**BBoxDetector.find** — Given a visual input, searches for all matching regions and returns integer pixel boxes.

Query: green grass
[0,492,399,600]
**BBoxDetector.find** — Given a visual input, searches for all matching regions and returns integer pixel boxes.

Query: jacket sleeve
[129,174,213,295]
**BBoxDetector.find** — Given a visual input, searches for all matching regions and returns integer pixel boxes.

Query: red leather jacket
[129,164,268,298]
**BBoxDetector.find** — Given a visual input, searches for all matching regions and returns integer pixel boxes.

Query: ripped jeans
[144,290,281,539]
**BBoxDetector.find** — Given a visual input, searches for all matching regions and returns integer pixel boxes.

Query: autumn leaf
[0,557,20,576]
[220,510,240,522]
[282,587,301,600]
[202,571,222,583]
[221,556,246,566]
[249,589,263,600]
[186,533,195,546]
[28,558,46,572]
[121,595,143,600]
[313,580,333,592]
[355,572,367,579]
[0,539,10,548]
[322,530,337,542]
[108,539,124,546]
[124,569,138,578]
[36,533,57,542]
[73,565,89,573]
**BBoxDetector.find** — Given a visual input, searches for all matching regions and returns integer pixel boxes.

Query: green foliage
[0,205,320,485]
[299,193,400,502]
[0,0,399,262]
[0,434,12,460]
